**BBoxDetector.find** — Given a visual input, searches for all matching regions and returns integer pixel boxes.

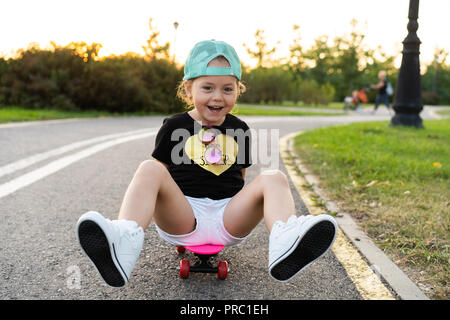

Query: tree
[422,48,450,104]
[330,20,366,98]
[142,18,170,60]
[244,29,278,67]
[63,41,102,63]
[302,35,335,86]
[240,66,296,104]
[288,25,306,76]
[292,19,398,101]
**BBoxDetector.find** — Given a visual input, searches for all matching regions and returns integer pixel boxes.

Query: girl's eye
[202,86,212,91]
[224,87,234,93]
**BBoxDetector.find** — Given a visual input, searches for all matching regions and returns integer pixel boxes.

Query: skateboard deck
[185,244,223,255]
[177,245,228,279]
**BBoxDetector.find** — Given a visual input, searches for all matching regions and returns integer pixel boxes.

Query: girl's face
[185,59,238,126]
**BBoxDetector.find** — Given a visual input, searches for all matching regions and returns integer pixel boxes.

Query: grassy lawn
[436,108,450,116]
[239,101,350,110]
[0,106,119,123]
[293,119,449,299]
[0,105,343,124]
[233,105,343,116]
[0,106,174,124]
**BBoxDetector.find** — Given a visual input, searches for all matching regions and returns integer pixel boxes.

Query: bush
[422,62,450,105]
[1,46,85,110]
[298,80,318,105]
[241,66,296,104]
[0,44,185,114]
[298,80,335,105]
[317,82,335,105]
[422,91,441,105]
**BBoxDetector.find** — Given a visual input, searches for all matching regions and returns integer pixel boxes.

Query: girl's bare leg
[223,170,296,238]
[118,160,195,235]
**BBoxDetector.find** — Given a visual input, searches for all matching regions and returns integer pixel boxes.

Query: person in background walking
[371,70,391,114]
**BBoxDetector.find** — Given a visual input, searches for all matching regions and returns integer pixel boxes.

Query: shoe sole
[269,220,336,282]
[77,220,127,287]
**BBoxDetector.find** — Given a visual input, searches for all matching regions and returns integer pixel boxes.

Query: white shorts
[154,196,248,247]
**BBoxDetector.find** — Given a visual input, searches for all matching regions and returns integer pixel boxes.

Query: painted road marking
[0,118,275,180]
[0,128,157,179]
[0,129,157,199]
[0,118,272,199]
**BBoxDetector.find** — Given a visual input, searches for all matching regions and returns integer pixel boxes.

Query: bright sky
[2,0,449,68]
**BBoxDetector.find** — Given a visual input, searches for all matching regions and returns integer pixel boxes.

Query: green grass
[0,104,343,124]
[436,108,450,116]
[233,105,342,116]
[0,106,114,123]
[293,119,450,299]
[239,101,349,110]
[2,104,448,124]
[0,106,169,123]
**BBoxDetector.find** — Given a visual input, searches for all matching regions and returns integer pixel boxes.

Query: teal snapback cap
[183,40,242,81]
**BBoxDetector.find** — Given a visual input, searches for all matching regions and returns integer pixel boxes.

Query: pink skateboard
[177,245,228,280]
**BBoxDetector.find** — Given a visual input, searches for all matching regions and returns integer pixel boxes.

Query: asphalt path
[0,107,439,300]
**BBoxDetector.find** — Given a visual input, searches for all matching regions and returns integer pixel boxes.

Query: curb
[280,131,429,300]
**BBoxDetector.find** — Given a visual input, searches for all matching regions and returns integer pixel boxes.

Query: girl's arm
[155,160,169,169]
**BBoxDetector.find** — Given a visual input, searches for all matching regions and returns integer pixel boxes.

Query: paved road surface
[0,107,439,299]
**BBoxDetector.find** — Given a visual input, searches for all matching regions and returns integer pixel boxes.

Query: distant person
[344,89,366,112]
[370,71,391,114]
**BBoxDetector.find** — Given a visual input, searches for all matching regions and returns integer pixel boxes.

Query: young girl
[76,40,337,287]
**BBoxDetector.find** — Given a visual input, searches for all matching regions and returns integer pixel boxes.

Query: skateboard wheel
[179,260,190,279]
[177,246,186,254]
[217,261,228,280]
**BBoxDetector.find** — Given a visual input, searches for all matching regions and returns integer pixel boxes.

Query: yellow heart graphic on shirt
[184,133,238,176]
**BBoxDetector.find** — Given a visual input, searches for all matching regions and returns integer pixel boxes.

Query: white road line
[0,127,157,179]
[0,118,264,179]
[0,130,157,199]
[0,117,276,199]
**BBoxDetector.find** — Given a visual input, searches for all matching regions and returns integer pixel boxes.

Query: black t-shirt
[151,112,252,200]
[379,79,387,95]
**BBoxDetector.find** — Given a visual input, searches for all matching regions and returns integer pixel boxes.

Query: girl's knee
[136,160,168,179]
[259,169,288,186]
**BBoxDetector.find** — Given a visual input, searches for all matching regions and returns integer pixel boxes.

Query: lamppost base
[390,113,424,128]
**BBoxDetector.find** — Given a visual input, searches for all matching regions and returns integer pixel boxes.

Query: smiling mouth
[207,106,224,112]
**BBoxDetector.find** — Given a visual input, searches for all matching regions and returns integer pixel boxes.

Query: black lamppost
[391,0,424,128]
[173,21,179,63]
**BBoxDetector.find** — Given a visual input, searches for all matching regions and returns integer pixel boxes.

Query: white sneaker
[76,211,144,287]
[268,214,337,282]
